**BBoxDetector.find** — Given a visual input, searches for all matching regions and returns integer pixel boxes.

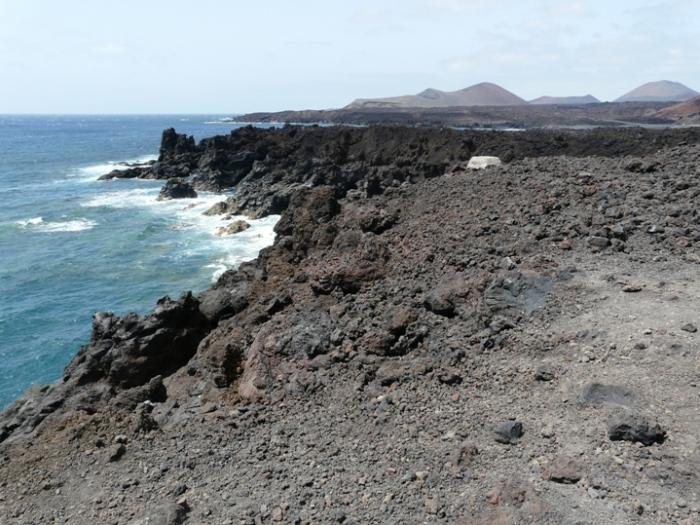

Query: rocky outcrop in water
[157,178,197,200]
[0,293,209,444]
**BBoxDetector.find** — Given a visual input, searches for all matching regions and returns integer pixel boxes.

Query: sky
[0,0,698,113]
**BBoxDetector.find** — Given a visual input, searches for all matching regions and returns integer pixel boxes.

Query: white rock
[467,156,502,170]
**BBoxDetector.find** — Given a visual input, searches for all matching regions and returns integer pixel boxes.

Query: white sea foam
[204,214,279,281]
[82,186,279,280]
[81,187,161,208]
[72,154,158,181]
[16,216,97,232]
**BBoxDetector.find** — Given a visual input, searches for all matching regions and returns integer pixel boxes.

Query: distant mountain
[346,82,527,109]
[655,96,700,120]
[529,95,600,105]
[615,81,699,103]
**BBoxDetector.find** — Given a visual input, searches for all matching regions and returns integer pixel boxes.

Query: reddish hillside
[656,96,700,119]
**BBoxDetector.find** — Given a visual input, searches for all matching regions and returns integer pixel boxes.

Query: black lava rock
[608,415,666,446]
[494,421,524,444]
[157,178,198,200]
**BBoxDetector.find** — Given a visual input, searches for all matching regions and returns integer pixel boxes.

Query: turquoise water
[0,115,278,407]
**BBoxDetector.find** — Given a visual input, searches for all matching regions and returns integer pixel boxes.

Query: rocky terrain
[2,125,700,524]
[234,101,680,129]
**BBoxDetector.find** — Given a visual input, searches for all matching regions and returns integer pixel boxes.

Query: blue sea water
[0,115,279,408]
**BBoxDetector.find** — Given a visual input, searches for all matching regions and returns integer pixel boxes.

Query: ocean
[0,115,279,408]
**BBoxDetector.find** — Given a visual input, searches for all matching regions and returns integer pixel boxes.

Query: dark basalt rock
[494,421,524,444]
[0,293,209,444]
[203,201,229,216]
[99,166,150,181]
[424,287,457,317]
[66,292,209,388]
[157,178,198,200]
[608,414,666,445]
[160,128,198,159]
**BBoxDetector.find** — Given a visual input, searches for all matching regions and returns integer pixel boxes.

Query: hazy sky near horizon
[1,0,698,113]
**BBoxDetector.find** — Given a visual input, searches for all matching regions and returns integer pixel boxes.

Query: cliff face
[3,126,700,524]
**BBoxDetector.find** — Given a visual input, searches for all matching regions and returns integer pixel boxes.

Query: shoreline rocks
[215,219,251,236]
[157,178,197,200]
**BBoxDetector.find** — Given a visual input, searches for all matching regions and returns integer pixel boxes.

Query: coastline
[0,116,279,408]
[2,124,700,523]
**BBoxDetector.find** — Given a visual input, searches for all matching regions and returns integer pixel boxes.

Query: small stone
[681,323,697,333]
[271,507,284,522]
[424,288,456,317]
[107,444,126,462]
[587,488,601,499]
[622,285,642,293]
[114,435,128,444]
[424,497,440,514]
[559,239,572,251]
[449,444,479,468]
[587,236,610,250]
[543,457,582,484]
[216,220,251,236]
[401,472,417,483]
[415,471,429,481]
[493,421,523,444]
[437,368,462,385]
[534,366,555,382]
[541,423,555,439]
[608,414,666,446]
